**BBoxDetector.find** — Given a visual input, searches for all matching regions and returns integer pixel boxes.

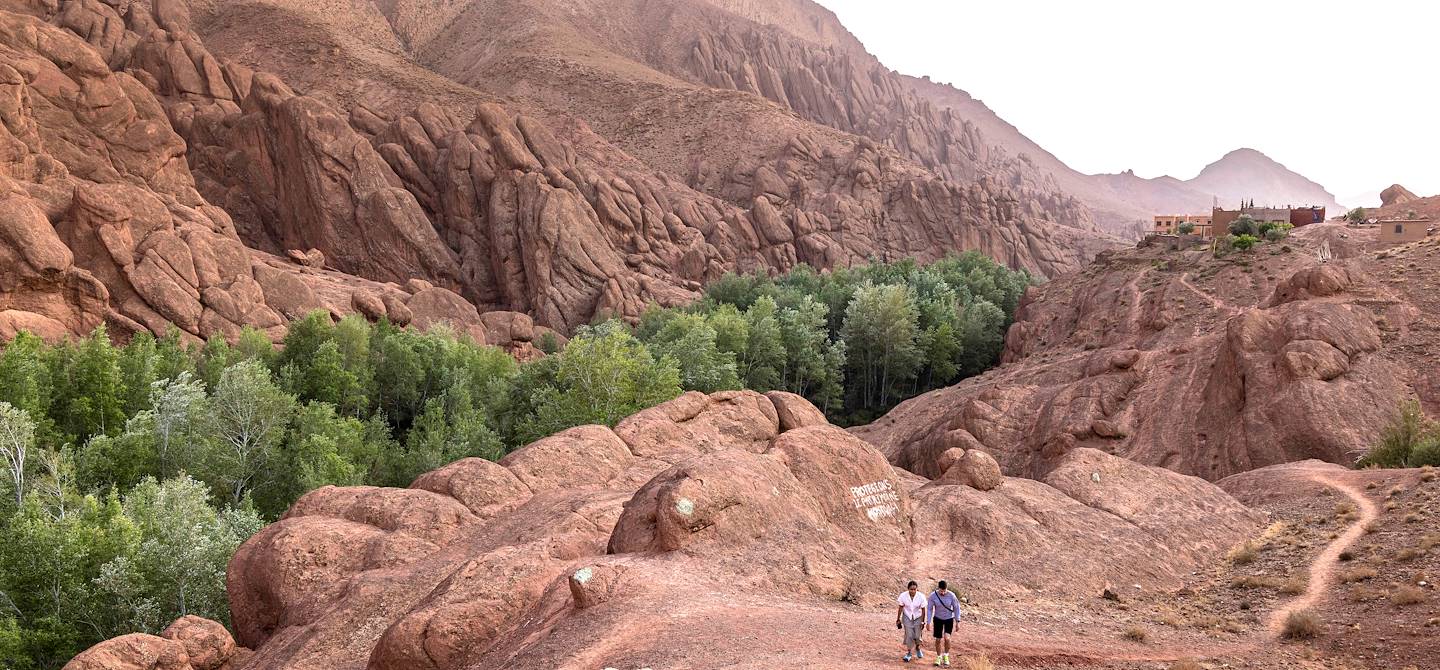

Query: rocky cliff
[856,223,1440,481]
[0,0,1127,348]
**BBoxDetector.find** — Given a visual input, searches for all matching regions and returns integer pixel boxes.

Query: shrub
[963,654,995,670]
[1358,400,1438,468]
[1227,540,1260,564]
[1231,234,1260,251]
[1169,661,1204,670]
[1123,625,1148,642]
[1281,576,1307,595]
[1340,566,1377,583]
[1177,222,1196,235]
[1346,207,1367,224]
[1282,609,1322,639]
[1392,585,1426,606]
[1408,438,1440,468]
[1229,215,1260,236]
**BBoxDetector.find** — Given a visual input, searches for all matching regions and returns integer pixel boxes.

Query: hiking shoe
[916,650,923,659]
[903,653,911,662]
[942,654,951,667]
[933,658,942,667]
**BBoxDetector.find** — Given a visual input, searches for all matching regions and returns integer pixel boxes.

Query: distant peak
[1215,147,1275,163]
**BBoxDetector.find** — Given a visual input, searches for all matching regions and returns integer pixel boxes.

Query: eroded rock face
[0,7,488,344]
[857,224,1420,481]
[60,389,1251,670]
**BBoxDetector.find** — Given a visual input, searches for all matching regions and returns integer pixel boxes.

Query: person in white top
[895,580,927,662]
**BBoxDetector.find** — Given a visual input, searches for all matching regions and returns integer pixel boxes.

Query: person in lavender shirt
[926,580,961,667]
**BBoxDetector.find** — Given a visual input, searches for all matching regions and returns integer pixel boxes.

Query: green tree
[0,494,136,667]
[777,297,841,400]
[150,327,195,386]
[45,327,125,443]
[741,297,785,391]
[1346,207,1366,224]
[1228,214,1258,237]
[644,314,740,393]
[0,402,35,508]
[203,361,296,505]
[841,282,922,411]
[957,300,1007,376]
[1177,221,1196,235]
[149,373,210,478]
[515,323,681,444]
[0,332,51,426]
[115,476,261,624]
[1231,233,1259,251]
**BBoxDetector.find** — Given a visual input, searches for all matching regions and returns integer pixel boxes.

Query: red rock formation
[136,390,1254,669]
[856,223,1431,481]
[1379,183,1417,209]
[1,0,1120,346]
[63,615,251,670]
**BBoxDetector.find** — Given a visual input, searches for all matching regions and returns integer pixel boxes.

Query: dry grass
[1365,481,1379,490]
[1281,576,1307,595]
[1282,609,1322,639]
[1227,540,1261,565]
[1340,566,1378,583]
[1385,500,1399,512]
[1231,575,1284,590]
[1348,586,1385,602]
[1398,547,1424,561]
[1404,512,1423,523]
[1390,486,1405,497]
[1189,615,1223,630]
[1422,471,1436,483]
[1168,662,1203,670]
[1421,534,1440,551]
[1122,625,1148,642]
[1392,585,1427,606]
[962,654,994,670]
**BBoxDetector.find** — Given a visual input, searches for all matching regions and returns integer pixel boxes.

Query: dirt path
[861,471,1378,667]
[1178,272,1240,316]
[1261,474,1377,638]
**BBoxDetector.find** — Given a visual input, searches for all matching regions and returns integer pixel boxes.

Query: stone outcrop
[63,615,251,670]
[856,223,1426,481]
[56,390,1258,669]
[1380,183,1418,208]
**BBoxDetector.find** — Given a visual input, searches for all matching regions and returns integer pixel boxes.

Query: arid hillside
[857,223,1440,482]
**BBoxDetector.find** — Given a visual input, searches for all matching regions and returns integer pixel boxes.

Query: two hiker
[895,579,965,666]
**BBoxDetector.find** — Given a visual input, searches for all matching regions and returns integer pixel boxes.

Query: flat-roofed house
[1378,218,1433,244]
[1153,214,1214,238]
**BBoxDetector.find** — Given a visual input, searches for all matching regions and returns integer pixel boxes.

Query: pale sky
[815,0,1438,207]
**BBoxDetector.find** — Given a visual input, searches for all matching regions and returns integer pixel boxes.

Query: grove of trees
[0,253,1029,667]
[636,251,1032,425]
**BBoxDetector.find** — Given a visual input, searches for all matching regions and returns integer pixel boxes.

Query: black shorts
[932,617,954,638]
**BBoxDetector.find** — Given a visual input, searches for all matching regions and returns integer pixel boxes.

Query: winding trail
[1177,272,1241,316]
[865,471,1379,666]
[1261,474,1377,638]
